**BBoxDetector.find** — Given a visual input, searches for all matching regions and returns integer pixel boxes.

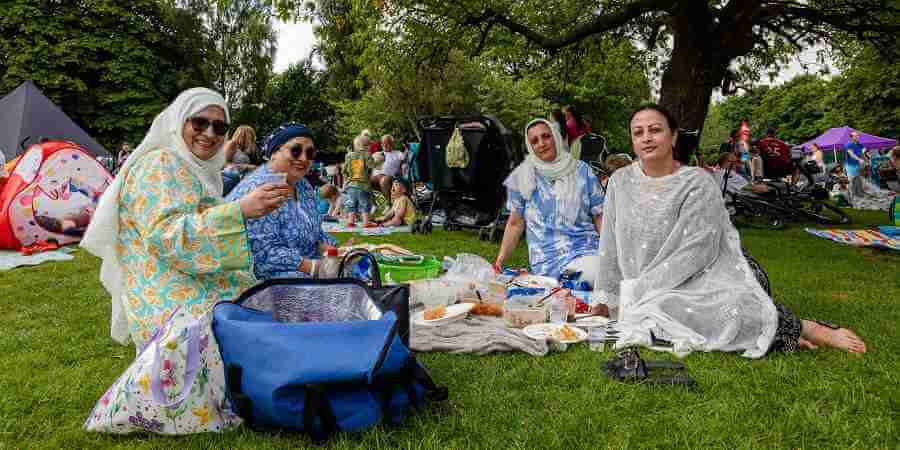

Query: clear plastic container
[549,298,567,325]
[503,298,549,328]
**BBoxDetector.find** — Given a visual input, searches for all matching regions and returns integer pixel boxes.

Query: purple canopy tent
[801,126,898,164]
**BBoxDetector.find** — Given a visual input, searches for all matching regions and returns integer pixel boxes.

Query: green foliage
[0,0,211,150]
[703,45,900,152]
[824,44,900,138]
[173,0,277,114]
[247,60,337,151]
[301,0,650,149]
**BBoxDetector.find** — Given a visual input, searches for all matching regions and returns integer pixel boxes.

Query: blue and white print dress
[506,161,604,278]
[226,164,337,280]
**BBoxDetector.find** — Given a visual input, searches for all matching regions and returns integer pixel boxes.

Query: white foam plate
[512,274,559,289]
[522,323,588,344]
[412,303,474,327]
[574,315,611,328]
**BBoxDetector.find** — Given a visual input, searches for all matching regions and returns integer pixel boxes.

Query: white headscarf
[81,87,230,344]
[504,118,581,224]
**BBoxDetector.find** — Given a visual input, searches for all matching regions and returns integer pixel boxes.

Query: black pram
[412,115,520,238]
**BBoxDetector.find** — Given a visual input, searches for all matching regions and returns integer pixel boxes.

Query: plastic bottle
[318,247,340,279]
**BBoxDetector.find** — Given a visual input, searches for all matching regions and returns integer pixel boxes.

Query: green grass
[1,210,899,449]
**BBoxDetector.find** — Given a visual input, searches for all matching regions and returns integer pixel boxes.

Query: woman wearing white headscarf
[81,87,288,348]
[493,119,605,278]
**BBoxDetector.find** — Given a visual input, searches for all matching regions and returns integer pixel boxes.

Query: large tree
[357,0,899,134]
[290,0,650,149]
[0,0,212,149]
[251,60,338,150]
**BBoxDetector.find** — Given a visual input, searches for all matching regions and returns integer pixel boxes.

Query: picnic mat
[322,223,412,235]
[0,247,75,271]
[805,227,900,251]
[411,315,550,356]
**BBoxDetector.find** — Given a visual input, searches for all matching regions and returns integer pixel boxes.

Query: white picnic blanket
[0,248,75,271]
[411,315,549,356]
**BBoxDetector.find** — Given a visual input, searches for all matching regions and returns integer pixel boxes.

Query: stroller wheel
[424,222,433,234]
[767,216,785,229]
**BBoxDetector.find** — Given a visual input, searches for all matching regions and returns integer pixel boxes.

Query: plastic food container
[503,299,549,328]
[409,279,461,308]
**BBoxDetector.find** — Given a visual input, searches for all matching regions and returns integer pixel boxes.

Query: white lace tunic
[593,163,778,358]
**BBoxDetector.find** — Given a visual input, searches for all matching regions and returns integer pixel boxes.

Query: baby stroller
[722,156,850,229]
[412,115,520,239]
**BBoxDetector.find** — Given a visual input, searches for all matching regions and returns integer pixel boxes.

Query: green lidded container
[377,255,442,284]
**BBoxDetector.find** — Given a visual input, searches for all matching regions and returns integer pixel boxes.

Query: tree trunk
[657,20,727,136]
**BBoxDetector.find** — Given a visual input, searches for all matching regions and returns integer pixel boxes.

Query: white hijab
[504,118,580,224]
[81,88,230,344]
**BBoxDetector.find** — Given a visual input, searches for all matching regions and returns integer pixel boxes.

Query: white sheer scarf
[504,118,580,224]
[80,88,231,344]
[593,164,778,358]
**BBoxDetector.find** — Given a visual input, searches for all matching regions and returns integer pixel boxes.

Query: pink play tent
[0,141,112,250]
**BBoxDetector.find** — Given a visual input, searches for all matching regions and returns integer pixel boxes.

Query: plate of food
[413,303,475,326]
[522,323,588,344]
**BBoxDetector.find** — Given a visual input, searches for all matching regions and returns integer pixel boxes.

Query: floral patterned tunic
[225,164,337,280]
[118,149,255,348]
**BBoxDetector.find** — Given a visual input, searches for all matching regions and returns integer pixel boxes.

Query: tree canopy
[321,0,900,134]
[0,0,212,150]
[701,38,900,154]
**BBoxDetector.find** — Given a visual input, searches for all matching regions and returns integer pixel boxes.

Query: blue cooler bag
[213,278,446,441]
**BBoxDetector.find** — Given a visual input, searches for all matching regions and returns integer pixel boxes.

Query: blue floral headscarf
[263,122,314,159]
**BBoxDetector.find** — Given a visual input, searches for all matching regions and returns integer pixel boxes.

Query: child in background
[376,179,417,226]
[343,134,377,227]
[749,146,764,181]
[600,154,633,189]
[318,184,341,221]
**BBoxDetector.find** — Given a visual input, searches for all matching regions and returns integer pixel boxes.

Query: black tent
[0,80,109,161]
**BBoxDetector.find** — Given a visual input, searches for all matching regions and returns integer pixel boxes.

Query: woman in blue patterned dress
[493,118,605,278]
[226,123,337,279]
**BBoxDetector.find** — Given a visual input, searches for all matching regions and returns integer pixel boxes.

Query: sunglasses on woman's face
[288,144,316,160]
[188,116,229,136]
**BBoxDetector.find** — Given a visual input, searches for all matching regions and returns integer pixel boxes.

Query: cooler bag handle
[150,317,201,408]
[339,249,382,288]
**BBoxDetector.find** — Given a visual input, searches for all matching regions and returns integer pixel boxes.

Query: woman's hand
[239,183,291,219]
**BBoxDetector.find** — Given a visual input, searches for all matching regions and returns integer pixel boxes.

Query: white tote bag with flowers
[84,307,243,434]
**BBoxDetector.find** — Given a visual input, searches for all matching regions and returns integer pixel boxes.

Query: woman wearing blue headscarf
[226,123,337,279]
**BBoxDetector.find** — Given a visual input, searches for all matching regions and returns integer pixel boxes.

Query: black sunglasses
[188,116,229,136]
[288,143,317,160]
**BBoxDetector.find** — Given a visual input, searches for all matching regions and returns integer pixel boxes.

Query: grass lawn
[1,209,898,449]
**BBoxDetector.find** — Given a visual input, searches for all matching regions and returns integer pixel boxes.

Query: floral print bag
[84,307,243,434]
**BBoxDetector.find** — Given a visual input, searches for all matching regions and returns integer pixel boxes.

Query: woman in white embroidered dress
[592,104,866,357]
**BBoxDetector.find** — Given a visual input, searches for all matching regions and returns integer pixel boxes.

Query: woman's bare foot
[798,337,818,350]
[801,320,867,353]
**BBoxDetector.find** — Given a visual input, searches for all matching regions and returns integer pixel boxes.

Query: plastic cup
[549,299,567,325]
[259,172,287,185]
[588,328,606,352]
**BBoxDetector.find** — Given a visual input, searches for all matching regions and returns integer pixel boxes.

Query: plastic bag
[445,128,469,169]
[442,253,495,283]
